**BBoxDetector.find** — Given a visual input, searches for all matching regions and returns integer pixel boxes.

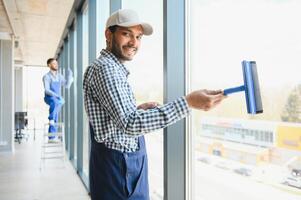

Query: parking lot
[195,152,301,200]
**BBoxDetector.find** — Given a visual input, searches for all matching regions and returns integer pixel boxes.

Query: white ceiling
[0,0,11,33]
[1,0,74,66]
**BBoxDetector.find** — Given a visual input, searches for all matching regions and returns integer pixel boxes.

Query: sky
[190,0,301,89]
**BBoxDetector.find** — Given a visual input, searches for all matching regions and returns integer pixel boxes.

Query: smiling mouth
[124,47,137,52]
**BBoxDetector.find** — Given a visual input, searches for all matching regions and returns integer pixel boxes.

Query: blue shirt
[83,49,190,152]
[43,69,73,97]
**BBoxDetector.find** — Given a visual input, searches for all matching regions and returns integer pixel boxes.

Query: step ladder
[40,122,66,169]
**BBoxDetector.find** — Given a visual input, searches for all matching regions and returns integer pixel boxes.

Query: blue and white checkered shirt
[83,49,190,152]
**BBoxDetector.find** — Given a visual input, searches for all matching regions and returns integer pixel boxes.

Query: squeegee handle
[223,85,245,95]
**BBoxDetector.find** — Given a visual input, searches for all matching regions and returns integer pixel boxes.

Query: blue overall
[44,81,64,138]
[89,124,150,200]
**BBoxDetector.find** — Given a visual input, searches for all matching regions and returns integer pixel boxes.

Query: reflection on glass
[82,5,89,176]
[122,1,164,199]
[189,1,301,200]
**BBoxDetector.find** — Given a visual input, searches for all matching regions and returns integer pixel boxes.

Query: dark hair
[108,25,119,33]
[47,58,56,65]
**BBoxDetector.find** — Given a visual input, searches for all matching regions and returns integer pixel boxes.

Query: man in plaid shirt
[83,9,225,200]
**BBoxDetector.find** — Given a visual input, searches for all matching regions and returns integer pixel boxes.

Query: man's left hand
[137,102,160,110]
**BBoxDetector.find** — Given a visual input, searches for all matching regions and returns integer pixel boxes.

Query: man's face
[48,60,58,71]
[106,25,143,62]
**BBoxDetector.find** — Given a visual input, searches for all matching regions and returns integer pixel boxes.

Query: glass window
[121,1,164,199]
[189,1,301,199]
[82,5,89,177]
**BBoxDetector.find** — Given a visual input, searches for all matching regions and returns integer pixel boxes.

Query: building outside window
[188,0,301,199]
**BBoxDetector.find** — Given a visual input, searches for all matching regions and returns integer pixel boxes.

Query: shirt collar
[100,49,130,77]
[49,70,58,78]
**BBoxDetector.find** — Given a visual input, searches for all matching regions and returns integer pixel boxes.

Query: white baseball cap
[106,9,153,36]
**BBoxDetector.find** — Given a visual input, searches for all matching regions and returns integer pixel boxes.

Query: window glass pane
[189,1,301,199]
[121,1,164,199]
[82,5,89,177]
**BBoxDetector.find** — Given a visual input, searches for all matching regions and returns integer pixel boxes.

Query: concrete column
[0,39,14,152]
[14,66,23,112]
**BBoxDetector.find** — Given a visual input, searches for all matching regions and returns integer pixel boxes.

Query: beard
[110,35,138,62]
[50,67,58,71]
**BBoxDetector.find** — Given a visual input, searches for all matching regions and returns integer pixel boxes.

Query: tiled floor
[0,130,90,200]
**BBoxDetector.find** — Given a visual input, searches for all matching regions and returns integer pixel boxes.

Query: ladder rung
[42,123,65,163]
[43,151,64,154]
[41,156,64,159]
[42,144,63,147]
[44,133,63,136]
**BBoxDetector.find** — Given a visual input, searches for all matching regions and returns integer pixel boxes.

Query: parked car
[214,161,231,170]
[197,157,211,164]
[283,169,301,189]
[283,175,301,189]
[291,169,301,177]
[233,167,252,176]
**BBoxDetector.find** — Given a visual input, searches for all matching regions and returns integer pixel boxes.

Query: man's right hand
[185,89,225,111]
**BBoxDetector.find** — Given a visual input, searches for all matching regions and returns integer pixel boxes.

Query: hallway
[0,130,90,200]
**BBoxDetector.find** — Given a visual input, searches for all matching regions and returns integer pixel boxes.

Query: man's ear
[105,29,112,43]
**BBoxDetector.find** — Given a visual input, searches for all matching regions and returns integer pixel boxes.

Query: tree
[281,84,301,123]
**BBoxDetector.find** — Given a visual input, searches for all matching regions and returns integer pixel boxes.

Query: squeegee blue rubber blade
[242,60,263,114]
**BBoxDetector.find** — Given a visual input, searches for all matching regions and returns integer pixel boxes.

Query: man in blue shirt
[43,58,73,140]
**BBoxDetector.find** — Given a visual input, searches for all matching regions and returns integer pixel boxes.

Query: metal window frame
[110,0,121,13]
[0,41,2,148]
[59,46,65,125]
[88,0,97,64]
[76,7,89,190]
[163,0,188,200]
[69,24,77,164]
[64,37,70,153]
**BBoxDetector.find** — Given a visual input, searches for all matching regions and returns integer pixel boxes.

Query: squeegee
[223,61,263,114]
